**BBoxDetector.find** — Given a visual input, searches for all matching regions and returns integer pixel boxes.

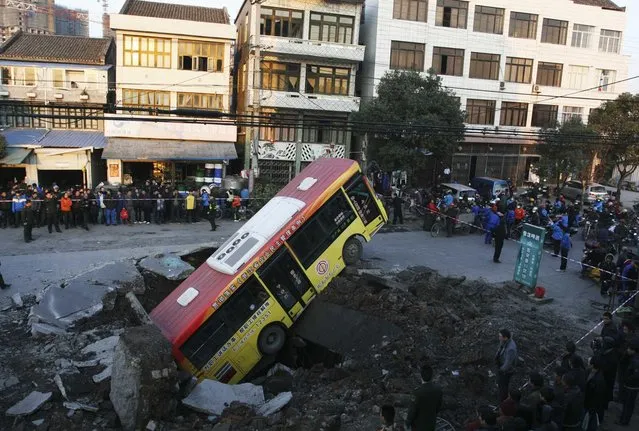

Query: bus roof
[150,158,360,346]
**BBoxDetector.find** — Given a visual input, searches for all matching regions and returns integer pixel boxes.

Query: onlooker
[377,404,396,431]
[60,192,73,229]
[11,190,26,228]
[43,191,61,234]
[557,228,572,272]
[493,212,506,263]
[405,364,443,431]
[23,199,34,243]
[495,329,518,401]
[617,338,639,426]
[561,373,584,430]
[584,356,607,431]
[186,191,196,223]
[392,193,403,225]
[104,191,117,226]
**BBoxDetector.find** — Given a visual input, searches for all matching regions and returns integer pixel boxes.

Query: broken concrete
[81,335,119,365]
[11,292,24,308]
[63,401,99,413]
[110,325,178,431]
[125,291,152,325]
[6,391,52,416]
[139,254,195,281]
[92,365,112,383]
[0,375,19,390]
[74,261,146,295]
[257,392,293,417]
[182,380,265,416]
[30,322,67,337]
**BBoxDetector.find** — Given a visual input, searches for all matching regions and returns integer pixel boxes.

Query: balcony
[257,140,346,162]
[260,36,365,63]
[257,90,359,113]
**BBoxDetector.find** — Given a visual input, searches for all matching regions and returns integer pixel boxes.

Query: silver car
[561,180,608,203]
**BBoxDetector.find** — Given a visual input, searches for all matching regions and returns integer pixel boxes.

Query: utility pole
[248,0,265,176]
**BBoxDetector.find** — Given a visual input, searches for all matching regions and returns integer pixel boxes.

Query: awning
[102,138,237,161]
[0,147,32,165]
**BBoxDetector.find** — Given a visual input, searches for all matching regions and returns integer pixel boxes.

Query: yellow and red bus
[150,158,388,384]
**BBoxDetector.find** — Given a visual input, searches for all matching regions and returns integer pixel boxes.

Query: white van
[439,183,477,203]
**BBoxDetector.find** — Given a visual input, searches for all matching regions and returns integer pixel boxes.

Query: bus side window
[288,192,355,268]
[345,174,381,225]
[258,248,311,311]
[180,276,268,369]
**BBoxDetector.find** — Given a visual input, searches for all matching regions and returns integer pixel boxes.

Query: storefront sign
[513,224,545,288]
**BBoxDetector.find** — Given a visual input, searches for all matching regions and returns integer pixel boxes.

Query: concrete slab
[257,392,292,416]
[292,299,403,356]
[182,380,265,416]
[6,391,52,416]
[139,254,194,281]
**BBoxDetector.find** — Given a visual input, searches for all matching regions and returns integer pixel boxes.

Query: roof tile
[572,0,625,11]
[0,33,112,65]
[121,0,229,24]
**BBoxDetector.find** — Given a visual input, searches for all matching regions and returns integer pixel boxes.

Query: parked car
[621,180,638,192]
[470,177,510,201]
[560,180,608,203]
[431,183,477,203]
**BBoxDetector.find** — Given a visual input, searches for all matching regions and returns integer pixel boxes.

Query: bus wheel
[257,324,286,356]
[343,237,363,266]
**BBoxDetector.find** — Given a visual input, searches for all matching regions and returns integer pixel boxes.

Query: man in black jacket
[23,199,34,243]
[493,213,507,263]
[561,373,585,430]
[617,339,639,425]
[43,191,61,234]
[584,356,607,430]
[496,329,518,401]
[405,364,443,431]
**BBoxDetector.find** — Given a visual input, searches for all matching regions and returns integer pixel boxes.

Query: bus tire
[343,237,363,266]
[257,324,286,356]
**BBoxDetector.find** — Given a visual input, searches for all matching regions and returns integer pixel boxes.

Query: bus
[150,158,388,384]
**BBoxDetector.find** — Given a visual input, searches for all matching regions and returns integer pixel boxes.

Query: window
[597,69,616,92]
[52,69,64,88]
[66,70,83,89]
[260,8,303,38]
[288,191,356,268]
[531,104,559,128]
[305,65,350,95]
[541,19,568,45]
[1,66,36,86]
[435,0,468,29]
[345,173,381,225]
[571,24,594,49]
[599,29,621,53]
[509,12,538,39]
[465,99,496,125]
[536,62,563,87]
[566,65,589,89]
[123,35,171,68]
[303,124,346,145]
[473,5,504,34]
[500,102,528,127]
[0,105,101,129]
[505,57,533,83]
[259,114,297,142]
[261,61,301,92]
[309,13,354,44]
[393,0,428,22]
[122,89,170,115]
[178,40,224,72]
[180,276,269,369]
[390,41,425,71]
[469,52,500,80]
[562,106,583,123]
[177,93,224,111]
[258,247,311,310]
[432,47,464,76]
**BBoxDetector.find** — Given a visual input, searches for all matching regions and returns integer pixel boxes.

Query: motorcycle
[581,240,616,278]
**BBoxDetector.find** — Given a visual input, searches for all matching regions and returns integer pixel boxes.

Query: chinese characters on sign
[513,224,546,288]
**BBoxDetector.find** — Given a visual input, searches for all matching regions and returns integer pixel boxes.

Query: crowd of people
[0,179,252,243]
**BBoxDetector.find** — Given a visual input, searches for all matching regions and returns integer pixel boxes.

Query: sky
[58,0,639,92]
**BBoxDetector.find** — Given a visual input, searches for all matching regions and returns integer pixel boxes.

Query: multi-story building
[105,0,237,186]
[0,31,114,187]
[0,0,55,42]
[235,0,364,184]
[360,0,629,183]
[55,5,89,37]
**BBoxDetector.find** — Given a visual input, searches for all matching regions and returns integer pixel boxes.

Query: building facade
[0,31,114,187]
[0,0,55,42]
[105,0,237,186]
[360,0,629,183]
[54,5,89,37]
[235,0,364,185]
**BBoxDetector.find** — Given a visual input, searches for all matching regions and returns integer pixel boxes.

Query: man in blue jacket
[11,190,26,228]
[551,220,564,256]
[485,207,500,245]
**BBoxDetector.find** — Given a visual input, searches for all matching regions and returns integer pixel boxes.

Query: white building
[105,0,237,186]
[360,0,630,183]
[235,0,364,185]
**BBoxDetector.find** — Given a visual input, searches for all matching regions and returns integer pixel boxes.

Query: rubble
[257,392,293,416]
[6,391,52,416]
[11,293,23,308]
[182,380,265,416]
[139,254,195,281]
[110,325,178,431]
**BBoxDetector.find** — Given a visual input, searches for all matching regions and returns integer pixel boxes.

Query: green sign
[514,223,546,288]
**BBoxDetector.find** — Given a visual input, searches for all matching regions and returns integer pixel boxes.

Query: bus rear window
[180,276,268,369]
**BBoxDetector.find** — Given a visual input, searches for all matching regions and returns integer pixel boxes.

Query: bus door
[344,174,384,227]
[257,247,313,321]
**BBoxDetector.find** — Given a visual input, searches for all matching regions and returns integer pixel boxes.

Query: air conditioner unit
[499,81,505,90]
[532,84,541,94]
[26,92,36,98]
[54,93,63,99]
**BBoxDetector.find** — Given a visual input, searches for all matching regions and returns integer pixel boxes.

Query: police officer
[23,199,34,243]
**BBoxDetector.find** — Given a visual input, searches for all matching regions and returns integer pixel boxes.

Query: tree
[0,134,6,160]
[589,93,639,197]
[536,118,599,197]
[352,70,465,183]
